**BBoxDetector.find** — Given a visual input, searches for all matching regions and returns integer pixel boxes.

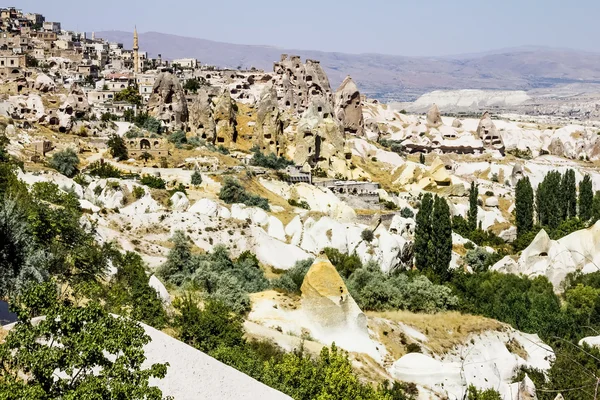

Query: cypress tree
[562,169,577,220]
[579,174,594,222]
[430,195,452,283]
[515,177,534,237]
[467,181,478,232]
[593,191,600,224]
[538,171,562,229]
[414,193,433,271]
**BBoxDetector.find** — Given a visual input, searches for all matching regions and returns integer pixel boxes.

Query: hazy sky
[12,0,600,56]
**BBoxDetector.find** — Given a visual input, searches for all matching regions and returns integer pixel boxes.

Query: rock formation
[451,118,462,128]
[426,104,442,128]
[334,76,364,136]
[213,89,237,147]
[188,88,216,141]
[57,84,90,132]
[254,84,284,155]
[33,73,55,93]
[301,253,367,336]
[517,374,538,400]
[147,71,188,131]
[511,163,525,186]
[294,102,344,168]
[477,112,504,151]
[273,55,332,115]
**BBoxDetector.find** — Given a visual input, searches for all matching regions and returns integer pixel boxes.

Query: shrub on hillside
[219,177,269,211]
[86,161,122,178]
[249,147,293,170]
[140,175,166,190]
[49,148,79,177]
[191,170,203,185]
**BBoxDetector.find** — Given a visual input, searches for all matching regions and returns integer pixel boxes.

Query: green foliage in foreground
[140,174,166,189]
[250,147,293,170]
[0,282,168,399]
[173,295,417,400]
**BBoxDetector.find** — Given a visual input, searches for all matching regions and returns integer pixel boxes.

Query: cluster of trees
[0,141,168,398]
[514,171,600,249]
[158,232,269,312]
[273,248,457,314]
[250,147,294,170]
[413,193,452,283]
[219,177,270,211]
[107,133,129,160]
[171,295,417,400]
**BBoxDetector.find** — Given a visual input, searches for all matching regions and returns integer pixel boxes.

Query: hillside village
[2,6,600,400]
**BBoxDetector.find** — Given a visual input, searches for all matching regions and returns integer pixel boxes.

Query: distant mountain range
[96,30,600,102]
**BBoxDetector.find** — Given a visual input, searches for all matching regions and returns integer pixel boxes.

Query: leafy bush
[132,186,145,199]
[287,198,310,209]
[86,161,122,178]
[191,170,203,185]
[140,175,166,190]
[217,145,230,155]
[168,130,187,148]
[0,282,168,399]
[466,385,502,400]
[107,133,128,161]
[249,147,293,170]
[219,177,269,211]
[49,148,79,177]
[324,248,363,279]
[173,295,245,354]
[361,229,375,243]
[400,207,414,218]
[272,258,314,293]
[158,233,268,313]
[465,247,496,273]
[347,264,458,313]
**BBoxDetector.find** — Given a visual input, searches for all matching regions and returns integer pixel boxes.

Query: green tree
[168,130,187,147]
[183,79,200,93]
[124,108,135,122]
[414,193,433,271]
[537,171,562,228]
[515,176,534,237]
[561,169,577,220]
[173,295,245,354]
[115,86,143,106]
[466,385,501,400]
[49,148,79,177]
[361,229,375,243]
[107,133,129,161]
[593,191,600,223]
[579,174,594,222]
[467,181,478,231]
[191,170,203,185]
[219,177,269,211]
[430,195,452,283]
[0,282,168,399]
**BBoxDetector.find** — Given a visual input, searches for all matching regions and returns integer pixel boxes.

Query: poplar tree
[467,181,478,232]
[579,174,593,222]
[414,193,433,271]
[515,177,534,237]
[562,169,577,220]
[430,195,453,283]
[537,171,562,229]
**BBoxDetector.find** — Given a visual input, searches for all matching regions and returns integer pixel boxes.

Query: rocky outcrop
[188,88,216,141]
[301,253,367,336]
[33,73,55,93]
[492,221,600,289]
[57,84,89,132]
[477,112,504,151]
[147,71,188,130]
[213,89,237,147]
[334,76,363,136]
[294,102,345,168]
[254,84,284,155]
[426,104,442,128]
[451,118,462,128]
[511,163,525,186]
[517,374,538,400]
[273,54,332,115]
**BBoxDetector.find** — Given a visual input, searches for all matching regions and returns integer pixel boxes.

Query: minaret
[133,26,140,74]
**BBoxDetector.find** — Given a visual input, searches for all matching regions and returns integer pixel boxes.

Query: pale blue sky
[12,0,600,56]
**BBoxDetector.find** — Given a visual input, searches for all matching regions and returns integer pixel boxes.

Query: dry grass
[506,337,528,359]
[367,310,505,354]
